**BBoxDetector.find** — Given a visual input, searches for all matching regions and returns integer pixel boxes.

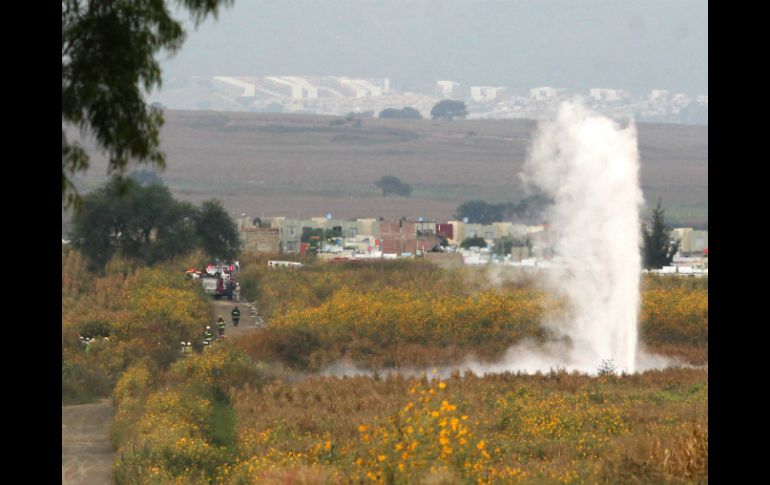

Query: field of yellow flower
[111,344,706,484]
[62,248,212,403]
[237,257,707,370]
[63,250,707,483]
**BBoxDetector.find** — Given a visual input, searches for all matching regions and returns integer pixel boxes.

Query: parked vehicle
[268,260,304,268]
[188,261,240,300]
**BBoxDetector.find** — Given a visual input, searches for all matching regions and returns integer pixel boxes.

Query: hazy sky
[160,0,707,95]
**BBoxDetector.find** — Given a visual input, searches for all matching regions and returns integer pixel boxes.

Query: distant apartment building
[261,216,383,254]
[481,225,497,244]
[212,76,256,97]
[436,223,454,241]
[526,225,556,259]
[589,88,628,102]
[447,221,464,245]
[462,223,482,240]
[529,86,565,101]
[357,218,379,238]
[264,76,318,100]
[490,222,519,240]
[238,216,281,253]
[470,86,506,102]
[282,76,319,99]
[671,228,708,256]
[670,93,692,107]
[339,78,386,98]
[436,80,462,98]
[379,220,440,254]
[442,220,542,248]
[448,221,487,246]
[456,223,486,244]
[649,89,670,101]
[266,217,302,253]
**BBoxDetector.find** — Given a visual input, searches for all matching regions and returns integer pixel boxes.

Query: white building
[589,88,627,102]
[672,228,708,255]
[212,76,256,97]
[340,78,384,98]
[470,86,506,102]
[264,76,318,100]
[282,76,318,99]
[436,80,461,98]
[670,93,692,106]
[529,86,565,101]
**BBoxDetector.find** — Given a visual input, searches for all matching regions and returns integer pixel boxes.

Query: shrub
[63,251,213,406]
[62,361,111,404]
[640,287,708,344]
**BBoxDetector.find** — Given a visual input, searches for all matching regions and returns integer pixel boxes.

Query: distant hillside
[70,110,708,228]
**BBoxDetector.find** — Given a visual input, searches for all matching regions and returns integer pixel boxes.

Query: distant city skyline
[152,74,708,125]
[160,0,707,97]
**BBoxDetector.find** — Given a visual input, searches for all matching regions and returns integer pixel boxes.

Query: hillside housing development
[155,74,708,125]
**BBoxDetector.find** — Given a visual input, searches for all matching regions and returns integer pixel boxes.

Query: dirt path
[210,298,265,339]
[61,297,264,484]
[62,399,115,485]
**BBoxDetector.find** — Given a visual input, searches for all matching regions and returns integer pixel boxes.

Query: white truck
[189,261,239,300]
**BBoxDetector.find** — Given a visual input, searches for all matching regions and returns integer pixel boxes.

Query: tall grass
[236,259,707,371]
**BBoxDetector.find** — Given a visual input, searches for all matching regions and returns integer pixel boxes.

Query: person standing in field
[231,306,241,327]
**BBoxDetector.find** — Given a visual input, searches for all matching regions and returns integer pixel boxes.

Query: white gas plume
[516,100,644,373]
[321,100,685,379]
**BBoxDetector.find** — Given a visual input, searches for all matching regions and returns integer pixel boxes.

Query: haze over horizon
[160,0,707,96]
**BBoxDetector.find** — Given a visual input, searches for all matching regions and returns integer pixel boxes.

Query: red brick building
[379,220,440,254]
[436,223,454,240]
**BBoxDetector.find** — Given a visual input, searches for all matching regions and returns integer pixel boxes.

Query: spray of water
[519,100,644,373]
[320,100,685,378]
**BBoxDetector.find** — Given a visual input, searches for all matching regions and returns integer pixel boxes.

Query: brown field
[72,110,708,226]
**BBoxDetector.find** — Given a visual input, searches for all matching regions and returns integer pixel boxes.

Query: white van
[267,260,304,268]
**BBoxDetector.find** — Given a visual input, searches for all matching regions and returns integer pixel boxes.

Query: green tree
[301,227,325,254]
[70,179,199,269]
[455,200,505,224]
[375,175,412,197]
[195,200,242,261]
[455,196,552,225]
[512,194,552,223]
[379,107,423,119]
[642,199,680,269]
[430,99,468,120]
[62,0,233,208]
[460,236,487,249]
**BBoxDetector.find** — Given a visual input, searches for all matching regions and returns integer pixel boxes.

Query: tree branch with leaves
[642,199,680,269]
[62,0,233,209]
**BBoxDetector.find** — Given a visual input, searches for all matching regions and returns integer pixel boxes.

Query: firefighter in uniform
[203,326,214,346]
[231,306,241,327]
[217,316,226,337]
